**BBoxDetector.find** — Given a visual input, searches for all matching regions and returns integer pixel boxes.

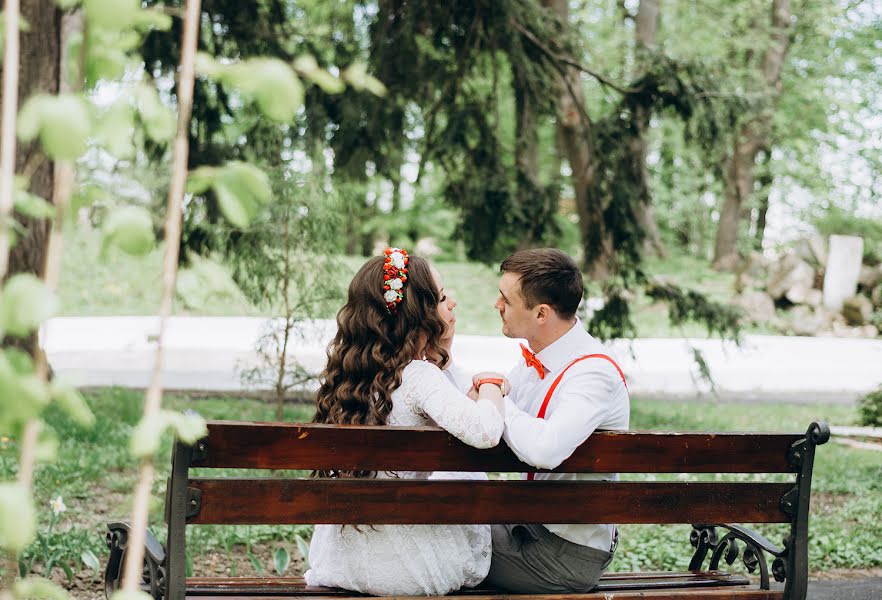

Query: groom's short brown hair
[500,248,583,319]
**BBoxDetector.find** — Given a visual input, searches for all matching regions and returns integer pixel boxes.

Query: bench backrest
[175,422,809,526]
[164,420,829,600]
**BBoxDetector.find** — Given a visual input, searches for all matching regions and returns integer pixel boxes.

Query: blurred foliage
[812,206,882,265]
[858,387,882,428]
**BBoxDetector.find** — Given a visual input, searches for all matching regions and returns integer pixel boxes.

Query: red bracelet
[476,377,505,395]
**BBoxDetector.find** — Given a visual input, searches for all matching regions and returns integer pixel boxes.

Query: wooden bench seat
[104,420,829,600]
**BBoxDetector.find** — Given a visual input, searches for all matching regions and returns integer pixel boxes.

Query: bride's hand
[466,385,479,401]
[471,371,511,396]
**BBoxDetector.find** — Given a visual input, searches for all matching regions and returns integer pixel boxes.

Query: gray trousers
[485,524,615,593]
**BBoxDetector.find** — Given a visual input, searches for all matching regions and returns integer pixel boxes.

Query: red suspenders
[526,354,627,481]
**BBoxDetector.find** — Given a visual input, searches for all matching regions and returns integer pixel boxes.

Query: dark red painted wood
[186,478,792,525]
[191,422,801,474]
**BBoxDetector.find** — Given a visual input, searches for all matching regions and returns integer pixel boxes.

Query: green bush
[857,387,882,427]
[812,207,882,265]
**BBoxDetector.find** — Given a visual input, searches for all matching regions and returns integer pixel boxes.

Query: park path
[42,316,882,403]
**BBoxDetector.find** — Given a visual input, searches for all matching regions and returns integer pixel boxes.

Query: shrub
[857,387,882,427]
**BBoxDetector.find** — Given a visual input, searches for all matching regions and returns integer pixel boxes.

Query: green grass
[58,224,762,337]
[616,397,882,573]
[2,390,879,583]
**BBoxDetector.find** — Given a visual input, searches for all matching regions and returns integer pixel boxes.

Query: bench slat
[184,571,752,595]
[187,478,791,525]
[184,588,782,599]
[192,422,801,474]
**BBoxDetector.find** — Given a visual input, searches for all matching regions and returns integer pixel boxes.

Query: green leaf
[101,206,155,257]
[221,162,272,205]
[17,94,91,160]
[294,534,310,569]
[59,562,74,585]
[83,0,139,30]
[130,411,207,458]
[136,84,175,143]
[85,45,129,86]
[81,550,100,572]
[294,56,345,94]
[0,355,51,432]
[214,182,252,229]
[4,348,34,374]
[94,100,136,159]
[212,162,272,228]
[14,193,54,220]
[131,8,172,32]
[273,547,290,576]
[247,550,263,576]
[13,577,74,600]
[226,59,303,122]
[51,382,95,427]
[199,55,304,122]
[194,52,223,78]
[35,423,59,463]
[16,96,46,142]
[0,274,58,337]
[0,484,36,554]
[342,63,387,97]
[186,166,216,195]
[166,411,207,445]
[129,412,166,458]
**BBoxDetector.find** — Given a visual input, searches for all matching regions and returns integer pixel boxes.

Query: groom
[480,248,630,593]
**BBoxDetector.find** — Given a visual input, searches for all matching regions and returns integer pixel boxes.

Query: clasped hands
[466,371,511,401]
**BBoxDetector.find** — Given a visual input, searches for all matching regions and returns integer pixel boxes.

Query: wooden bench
[104,419,830,600]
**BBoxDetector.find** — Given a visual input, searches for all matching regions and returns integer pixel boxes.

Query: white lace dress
[304,360,504,595]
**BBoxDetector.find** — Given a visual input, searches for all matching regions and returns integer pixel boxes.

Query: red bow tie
[520,343,545,379]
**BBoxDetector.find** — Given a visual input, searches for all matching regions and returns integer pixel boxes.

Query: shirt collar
[534,318,593,374]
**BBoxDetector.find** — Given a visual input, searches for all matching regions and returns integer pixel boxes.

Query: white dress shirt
[502,318,630,551]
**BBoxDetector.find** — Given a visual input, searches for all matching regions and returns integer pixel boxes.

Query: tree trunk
[715,129,760,271]
[512,59,541,249]
[713,0,791,270]
[631,0,666,258]
[3,1,61,283]
[753,146,772,250]
[1,1,61,356]
[545,0,610,280]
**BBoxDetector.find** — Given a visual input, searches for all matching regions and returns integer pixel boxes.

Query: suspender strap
[535,354,627,419]
[527,354,627,481]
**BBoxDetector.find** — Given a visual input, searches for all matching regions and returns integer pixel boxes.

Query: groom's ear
[536,304,551,323]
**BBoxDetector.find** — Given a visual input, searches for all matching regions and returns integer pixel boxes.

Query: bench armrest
[104,521,166,600]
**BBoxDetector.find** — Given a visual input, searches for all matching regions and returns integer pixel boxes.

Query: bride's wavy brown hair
[313,254,449,478]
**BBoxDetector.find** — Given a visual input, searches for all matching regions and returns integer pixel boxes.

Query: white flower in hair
[389,278,403,290]
[389,251,405,269]
[384,290,399,303]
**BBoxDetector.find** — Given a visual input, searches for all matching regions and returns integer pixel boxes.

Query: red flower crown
[382,247,409,313]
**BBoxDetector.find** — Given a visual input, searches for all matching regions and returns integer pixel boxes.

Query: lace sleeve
[404,361,504,449]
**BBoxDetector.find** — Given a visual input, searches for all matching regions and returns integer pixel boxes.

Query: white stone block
[823,235,864,311]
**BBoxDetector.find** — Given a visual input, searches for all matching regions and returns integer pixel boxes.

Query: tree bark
[631,0,666,258]
[545,0,610,280]
[512,60,541,249]
[2,1,61,283]
[713,0,791,270]
[753,146,772,250]
[0,1,61,357]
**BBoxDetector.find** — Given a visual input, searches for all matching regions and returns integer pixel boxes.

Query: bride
[304,247,509,595]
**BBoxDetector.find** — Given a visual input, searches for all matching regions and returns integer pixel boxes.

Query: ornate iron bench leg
[105,522,166,600]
